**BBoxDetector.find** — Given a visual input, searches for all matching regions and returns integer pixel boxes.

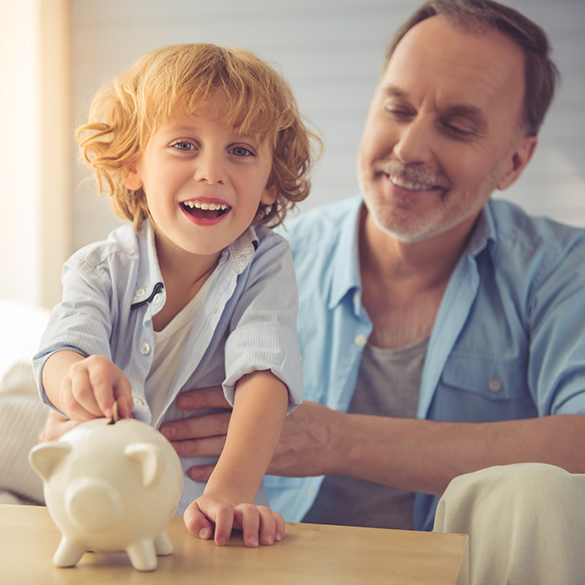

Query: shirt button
[153,293,162,305]
[140,343,151,355]
[135,288,145,297]
[133,396,144,407]
[353,291,360,304]
[489,379,502,392]
[307,487,315,499]
[354,334,367,347]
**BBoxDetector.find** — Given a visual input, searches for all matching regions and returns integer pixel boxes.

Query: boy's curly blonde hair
[77,43,321,230]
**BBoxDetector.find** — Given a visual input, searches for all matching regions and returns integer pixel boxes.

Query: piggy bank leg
[154,531,173,556]
[126,539,157,572]
[53,536,86,568]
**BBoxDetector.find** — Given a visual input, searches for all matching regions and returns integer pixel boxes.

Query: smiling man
[269,4,585,579]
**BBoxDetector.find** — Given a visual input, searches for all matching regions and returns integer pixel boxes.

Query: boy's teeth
[184,201,228,210]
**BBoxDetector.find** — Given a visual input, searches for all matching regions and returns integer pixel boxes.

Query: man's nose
[193,149,227,185]
[392,116,433,164]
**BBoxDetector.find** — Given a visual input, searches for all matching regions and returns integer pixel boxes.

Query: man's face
[358,16,536,244]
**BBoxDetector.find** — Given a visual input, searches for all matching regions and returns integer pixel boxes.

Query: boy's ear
[261,176,277,206]
[122,161,143,191]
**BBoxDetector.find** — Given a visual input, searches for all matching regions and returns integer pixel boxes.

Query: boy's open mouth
[181,201,231,219]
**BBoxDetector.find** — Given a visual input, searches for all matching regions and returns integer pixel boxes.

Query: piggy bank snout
[65,477,123,532]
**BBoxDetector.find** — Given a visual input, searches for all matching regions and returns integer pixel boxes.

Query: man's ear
[497,135,537,191]
[122,160,143,191]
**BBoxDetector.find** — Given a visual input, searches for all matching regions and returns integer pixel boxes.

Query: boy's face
[123,106,276,262]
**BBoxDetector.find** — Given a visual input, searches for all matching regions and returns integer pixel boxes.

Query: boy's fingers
[274,511,285,541]
[61,397,96,422]
[113,374,134,418]
[87,363,116,417]
[65,367,102,419]
[238,505,260,548]
[257,506,278,546]
[183,502,213,540]
[214,507,235,547]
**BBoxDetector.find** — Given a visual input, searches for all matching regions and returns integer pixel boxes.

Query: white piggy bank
[29,417,183,571]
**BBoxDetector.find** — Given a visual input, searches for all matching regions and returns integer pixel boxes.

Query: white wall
[0,0,71,309]
[0,1,41,305]
[69,0,585,253]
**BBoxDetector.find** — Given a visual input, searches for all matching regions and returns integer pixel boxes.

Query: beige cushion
[0,362,50,503]
[0,300,51,504]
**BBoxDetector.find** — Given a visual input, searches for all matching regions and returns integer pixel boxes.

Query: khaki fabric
[434,463,585,585]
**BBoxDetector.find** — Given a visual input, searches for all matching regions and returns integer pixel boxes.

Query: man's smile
[388,174,436,191]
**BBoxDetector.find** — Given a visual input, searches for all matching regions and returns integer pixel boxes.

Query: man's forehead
[380,16,526,120]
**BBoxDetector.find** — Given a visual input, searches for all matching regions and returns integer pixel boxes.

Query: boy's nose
[193,151,227,185]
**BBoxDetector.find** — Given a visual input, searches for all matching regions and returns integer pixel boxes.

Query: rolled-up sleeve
[222,235,303,413]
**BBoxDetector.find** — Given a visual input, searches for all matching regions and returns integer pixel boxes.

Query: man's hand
[38,410,79,444]
[159,386,232,481]
[161,387,342,481]
[184,485,285,547]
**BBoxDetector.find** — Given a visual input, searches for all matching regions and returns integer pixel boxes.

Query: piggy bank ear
[28,443,72,482]
[125,443,164,489]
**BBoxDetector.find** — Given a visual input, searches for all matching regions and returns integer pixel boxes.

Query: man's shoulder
[279,195,361,253]
[485,200,585,293]
[489,199,585,254]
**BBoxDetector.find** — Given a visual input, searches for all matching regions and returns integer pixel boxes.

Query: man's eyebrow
[381,85,409,99]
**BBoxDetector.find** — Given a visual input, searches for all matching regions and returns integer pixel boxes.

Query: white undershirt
[145,281,210,426]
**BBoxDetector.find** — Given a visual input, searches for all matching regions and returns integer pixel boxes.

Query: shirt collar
[132,219,259,305]
[327,195,499,311]
[132,219,164,307]
[467,199,498,258]
[328,195,364,311]
[225,226,258,274]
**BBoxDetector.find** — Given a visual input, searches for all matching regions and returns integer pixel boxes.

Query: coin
[108,401,120,424]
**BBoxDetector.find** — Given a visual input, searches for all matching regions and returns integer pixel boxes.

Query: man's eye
[442,123,476,139]
[230,146,254,157]
[384,107,413,120]
[171,141,195,151]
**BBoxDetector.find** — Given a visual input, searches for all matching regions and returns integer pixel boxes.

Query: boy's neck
[152,234,220,331]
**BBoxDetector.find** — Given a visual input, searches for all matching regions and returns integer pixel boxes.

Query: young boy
[33,43,319,548]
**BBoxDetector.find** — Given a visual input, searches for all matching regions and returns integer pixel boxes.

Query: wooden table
[0,504,468,584]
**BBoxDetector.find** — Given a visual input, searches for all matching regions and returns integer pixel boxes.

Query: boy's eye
[230,146,254,157]
[171,141,195,151]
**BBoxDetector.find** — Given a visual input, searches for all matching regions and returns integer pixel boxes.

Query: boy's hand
[184,486,285,548]
[59,355,133,422]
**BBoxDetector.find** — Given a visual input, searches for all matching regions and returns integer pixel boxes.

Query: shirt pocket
[430,353,537,422]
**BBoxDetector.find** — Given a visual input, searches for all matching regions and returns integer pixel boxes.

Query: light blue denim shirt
[269,194,585,531]
[34,219,303,513]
